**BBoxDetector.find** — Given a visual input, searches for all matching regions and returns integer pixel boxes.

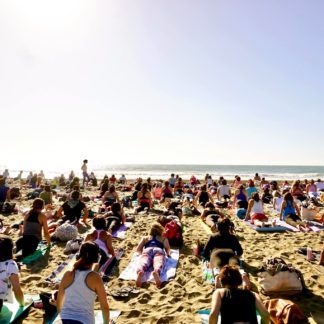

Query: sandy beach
[1,180,323,324]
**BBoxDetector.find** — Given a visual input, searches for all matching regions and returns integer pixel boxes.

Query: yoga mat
[112,222,132,239]
[46,253,77,284]
[244,220,287,232]
[0,295,36,324]
[21,243,51,265]
[119,249,179,283]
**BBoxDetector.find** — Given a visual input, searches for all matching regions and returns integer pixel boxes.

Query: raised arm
[245,199,254,221]
[41,214,51,245]
[254,292,270,324]
[94,274,110,324]
[163,238,171,257]
[136,237,148,254]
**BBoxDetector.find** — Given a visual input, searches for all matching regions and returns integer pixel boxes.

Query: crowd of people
[0,165,323,323]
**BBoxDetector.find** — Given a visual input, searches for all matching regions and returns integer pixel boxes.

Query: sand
[2,182,324,324]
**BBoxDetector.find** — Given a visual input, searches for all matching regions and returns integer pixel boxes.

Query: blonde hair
[149,222,164,236]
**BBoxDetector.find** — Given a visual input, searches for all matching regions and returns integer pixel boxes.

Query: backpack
[163,220,183,247]
[264,299,306,324]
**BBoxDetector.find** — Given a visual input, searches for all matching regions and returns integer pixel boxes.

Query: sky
[1,0,324,171]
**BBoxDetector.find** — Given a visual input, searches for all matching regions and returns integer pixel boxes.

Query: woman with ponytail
[55,242,110,324]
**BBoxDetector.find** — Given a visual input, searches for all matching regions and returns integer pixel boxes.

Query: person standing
[81,160,90,186]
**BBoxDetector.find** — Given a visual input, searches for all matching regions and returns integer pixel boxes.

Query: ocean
[4,164,324,181]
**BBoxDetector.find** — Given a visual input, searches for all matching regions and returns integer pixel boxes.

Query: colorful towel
[196,309,261,324]
[0,295,35,324]
[119,249,179,283]
[48,310,121,324]
[112,222,132,239]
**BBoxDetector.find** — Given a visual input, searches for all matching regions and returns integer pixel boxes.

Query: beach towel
[0,295,35,324]
[119,249,179,283]
[196,309,261,324]
[48,310,121,324]
[243,220,287,233]
[112,222,132,239]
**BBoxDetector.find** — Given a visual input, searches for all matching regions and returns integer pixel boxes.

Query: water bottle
[307,247,313,261]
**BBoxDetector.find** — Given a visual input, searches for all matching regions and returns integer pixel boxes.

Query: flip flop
[110,286,140,299]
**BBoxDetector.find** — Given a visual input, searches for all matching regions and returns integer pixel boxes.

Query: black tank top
[199,191,209,204]
[220,288,257,324]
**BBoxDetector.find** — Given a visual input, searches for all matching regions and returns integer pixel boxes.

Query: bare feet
[136,271,144,288]
[152,270,162,288]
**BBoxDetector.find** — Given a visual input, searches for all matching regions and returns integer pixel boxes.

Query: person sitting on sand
[85,216,115,269]
[254,173,261,182]
[195,185,214,207]
[39,184,53,207]
[0,177,11,203]
[135,223,171,288]
[104,202,126,232]
[245,193,274,227]
[0,236,25,311]
[209,265,270,324]
[291,180,307,202]
[306,179,318,198]
[203,218,242,266]
[89,172,98,187]
[56,191,88,226]
[119,174,126,184]
[136,183,152,214]
[261,187,273,204]
[233,185,248,209]
[280,192,310,232]
[55,242,110,324]
[201,202,225,232]
[160,181,174,203]
[173,178,184,195]
[68,170,75,182]
[190,175,197,186]
[217,179,231,201]
[102,185,120,209]
[246,180,258,199]
[16,198,51,258]
[69,176,80,190]
[168,173,176,188]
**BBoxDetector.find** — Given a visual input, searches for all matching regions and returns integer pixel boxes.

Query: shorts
[251,213,268,224]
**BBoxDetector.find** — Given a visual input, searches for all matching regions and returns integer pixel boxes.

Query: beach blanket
[196,309,261,324]
[112,222,132,239]
[119,249,179,283]
[0,295,36,324]
[48,310,121,324]
[243,220,287,232]
[21,243,51,265]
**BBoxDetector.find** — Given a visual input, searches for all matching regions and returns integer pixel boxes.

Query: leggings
[16,235,40,258]
[285,214,303,227]
[136,247,166,275]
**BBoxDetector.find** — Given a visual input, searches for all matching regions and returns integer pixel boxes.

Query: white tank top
[94,230,108,256]
[58,270,96,323]
[251,200,264,214]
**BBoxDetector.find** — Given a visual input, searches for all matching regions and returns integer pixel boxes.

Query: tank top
[199,191,209,204]
[94,230,108,256]
[246,187,258,199]
[59,270,96,323]
[282,200,296,219]
[220,288,257,324]
[251,200,263,214]
[40,191,51,205]
[144,236,164,249]
[236,189,247,201]
[219,185,230,197]
[23,211,42,241]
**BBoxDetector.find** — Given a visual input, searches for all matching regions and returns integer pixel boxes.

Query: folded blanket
[119,249,179,283]
[112,222,132,239]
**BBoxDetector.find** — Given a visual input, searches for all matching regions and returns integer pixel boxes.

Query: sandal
[110,286,140,299]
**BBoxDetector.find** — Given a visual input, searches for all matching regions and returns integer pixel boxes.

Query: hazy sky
[1,0,323,170]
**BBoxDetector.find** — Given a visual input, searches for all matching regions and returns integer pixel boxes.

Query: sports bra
[144,235,164,249]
